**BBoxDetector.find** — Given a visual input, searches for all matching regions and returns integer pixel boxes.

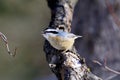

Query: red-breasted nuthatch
[42,29,82,51]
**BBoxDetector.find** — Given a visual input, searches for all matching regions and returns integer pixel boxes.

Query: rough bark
[43,0,102,80]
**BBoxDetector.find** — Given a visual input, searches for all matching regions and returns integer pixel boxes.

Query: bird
[42,28,82,51]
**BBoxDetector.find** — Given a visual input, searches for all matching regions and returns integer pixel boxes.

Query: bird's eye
[50,31,58,34]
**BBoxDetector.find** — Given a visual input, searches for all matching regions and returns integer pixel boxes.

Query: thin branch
[104,58,120,75]
[93,59,120,75]
[0,32,17,57]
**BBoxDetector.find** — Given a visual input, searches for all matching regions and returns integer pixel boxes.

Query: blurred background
[0,0,53,80]
[0,0,120,80]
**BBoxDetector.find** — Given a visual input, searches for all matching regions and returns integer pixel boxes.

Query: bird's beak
[75,35,82,39]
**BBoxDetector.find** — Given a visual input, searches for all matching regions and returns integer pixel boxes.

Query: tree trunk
[43,0,102,80]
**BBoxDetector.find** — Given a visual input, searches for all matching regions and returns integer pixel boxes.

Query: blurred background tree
[0,0,120,80]
[72,0,120,80]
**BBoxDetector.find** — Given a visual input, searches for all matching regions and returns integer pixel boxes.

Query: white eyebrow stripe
[45,29,58,32]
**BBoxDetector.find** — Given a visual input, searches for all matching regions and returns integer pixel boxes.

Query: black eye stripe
[45,31,58,34]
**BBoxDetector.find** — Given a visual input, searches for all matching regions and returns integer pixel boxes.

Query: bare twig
[93,59,120,75]
[0,32,17,57]
[104,58,120,75]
